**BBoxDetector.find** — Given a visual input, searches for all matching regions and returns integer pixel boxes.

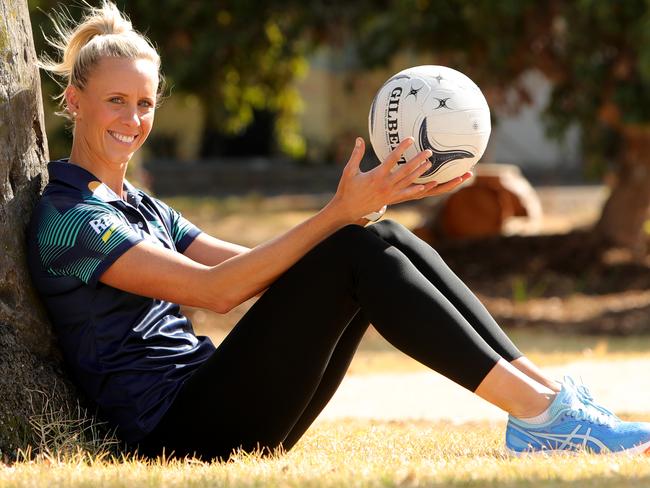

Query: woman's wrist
[320,196,358,229]
[323,194,359,225]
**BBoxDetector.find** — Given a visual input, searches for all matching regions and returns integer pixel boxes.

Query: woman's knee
[369,219,411,241]
[319,224,386,255]
[288,225,383,281]
[369,219,417,246]
[370,219,441,258]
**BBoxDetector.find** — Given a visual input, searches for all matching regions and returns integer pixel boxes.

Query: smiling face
[65,56,158,170]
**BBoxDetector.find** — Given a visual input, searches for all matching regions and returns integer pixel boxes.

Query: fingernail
[356,138,362,148]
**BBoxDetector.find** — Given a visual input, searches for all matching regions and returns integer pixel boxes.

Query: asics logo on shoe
[509,423,608,452]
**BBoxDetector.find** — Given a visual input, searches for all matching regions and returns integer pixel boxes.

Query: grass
[4,419,650,487]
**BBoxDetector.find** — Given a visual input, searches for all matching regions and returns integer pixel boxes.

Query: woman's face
[67,56,158,167]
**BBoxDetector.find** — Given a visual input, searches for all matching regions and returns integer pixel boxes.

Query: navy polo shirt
[27,160,216,442]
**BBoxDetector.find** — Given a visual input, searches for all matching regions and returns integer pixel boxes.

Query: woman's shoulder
[37,160,119,212]
[36,182,115,221]
[30,173,123,241]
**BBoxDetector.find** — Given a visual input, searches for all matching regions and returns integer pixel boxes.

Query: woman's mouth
[108,130,137,144]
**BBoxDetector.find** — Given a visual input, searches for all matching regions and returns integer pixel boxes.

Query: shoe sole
[505,439,650,456]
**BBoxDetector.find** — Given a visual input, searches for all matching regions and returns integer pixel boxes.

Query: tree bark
[595,124,650,254]
[0,0,78,461]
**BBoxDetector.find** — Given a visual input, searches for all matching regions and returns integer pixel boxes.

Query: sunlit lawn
[5,419,650,487]
[4,194,648,486]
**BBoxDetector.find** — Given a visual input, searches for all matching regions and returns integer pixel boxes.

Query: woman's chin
[104,151,135,167]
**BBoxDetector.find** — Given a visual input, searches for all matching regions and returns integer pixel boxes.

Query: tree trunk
[0,0,79,461]
[595,125,650,253]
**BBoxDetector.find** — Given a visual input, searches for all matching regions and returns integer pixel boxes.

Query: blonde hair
[40,1,163,119]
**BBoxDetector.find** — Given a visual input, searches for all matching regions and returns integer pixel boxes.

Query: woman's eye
[109,97,123,104]
[139,100,153,108]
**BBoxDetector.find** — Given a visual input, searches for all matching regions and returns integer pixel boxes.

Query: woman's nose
[121,105,141,127]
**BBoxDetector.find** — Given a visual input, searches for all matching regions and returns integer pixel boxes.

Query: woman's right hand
[329,136,459,222]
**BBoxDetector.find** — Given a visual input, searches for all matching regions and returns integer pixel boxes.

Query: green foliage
[122,0,311,157]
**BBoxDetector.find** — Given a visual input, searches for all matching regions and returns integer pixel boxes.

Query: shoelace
[566,403,613,426]
[563,375,619,419]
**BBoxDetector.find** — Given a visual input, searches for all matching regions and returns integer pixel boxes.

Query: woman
[28,1,650,461]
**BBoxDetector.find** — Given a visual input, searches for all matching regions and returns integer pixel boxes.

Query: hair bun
[93,2,133,36]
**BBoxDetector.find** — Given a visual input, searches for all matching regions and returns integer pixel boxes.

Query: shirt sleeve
[35,200,144,286]
[152,198,202,253]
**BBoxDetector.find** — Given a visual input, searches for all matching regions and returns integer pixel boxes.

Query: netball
[368,65,491,184]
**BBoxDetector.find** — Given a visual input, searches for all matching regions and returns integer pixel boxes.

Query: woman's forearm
[204,199,351,311]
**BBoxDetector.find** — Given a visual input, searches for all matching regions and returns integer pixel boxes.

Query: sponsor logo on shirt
[89,215,118,243]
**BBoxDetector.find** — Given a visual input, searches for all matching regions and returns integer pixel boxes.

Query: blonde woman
[27,1,650,461]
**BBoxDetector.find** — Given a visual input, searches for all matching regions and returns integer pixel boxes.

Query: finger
[342,137,365,178]
[379,137,415,175]
[391,150,433,186]
[422,172,471,196]
[392,171,472,203]
[441,172,472,189]
[392,183,428,203]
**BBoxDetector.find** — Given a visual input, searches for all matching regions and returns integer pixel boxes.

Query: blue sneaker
[506,384,650,455]
[562,375,620,421]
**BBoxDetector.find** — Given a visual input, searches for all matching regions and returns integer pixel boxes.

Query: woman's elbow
[208,298,235,315]
[210,290,246,314]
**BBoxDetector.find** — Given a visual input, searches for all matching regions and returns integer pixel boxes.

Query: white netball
[368,65,491,184]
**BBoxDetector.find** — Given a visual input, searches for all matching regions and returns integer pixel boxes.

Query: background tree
[0,0,82,460]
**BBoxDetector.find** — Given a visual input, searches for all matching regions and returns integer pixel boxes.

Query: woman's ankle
[511,357,562,393]
[475,359,556,418]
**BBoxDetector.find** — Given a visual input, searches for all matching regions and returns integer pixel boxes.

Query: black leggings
[136,220,522,461]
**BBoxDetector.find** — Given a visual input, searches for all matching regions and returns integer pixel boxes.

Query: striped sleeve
[152,198,202,252]
[36,199,144,286]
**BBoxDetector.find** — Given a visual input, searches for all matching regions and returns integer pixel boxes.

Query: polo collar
[48,159,143,207]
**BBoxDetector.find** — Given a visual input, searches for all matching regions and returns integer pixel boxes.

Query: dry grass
[4,419,650,487]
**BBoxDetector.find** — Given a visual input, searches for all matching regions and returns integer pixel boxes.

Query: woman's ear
[64,85,80,118]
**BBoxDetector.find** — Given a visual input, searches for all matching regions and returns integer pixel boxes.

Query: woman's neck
[69,145,128,199]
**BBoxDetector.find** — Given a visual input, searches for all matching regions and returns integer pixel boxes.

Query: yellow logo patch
[101,224,117,243]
